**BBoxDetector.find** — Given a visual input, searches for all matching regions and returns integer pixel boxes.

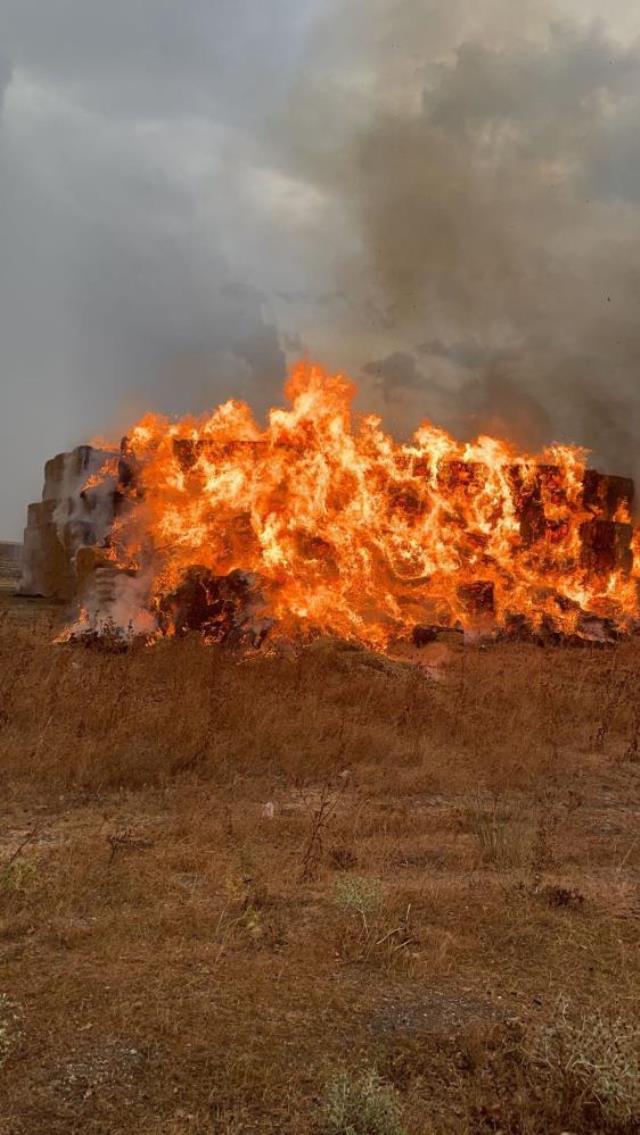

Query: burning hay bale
[20,362,640,653]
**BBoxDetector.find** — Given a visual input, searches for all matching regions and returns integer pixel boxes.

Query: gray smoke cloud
[271,10,640,471]
[1,1,640,535]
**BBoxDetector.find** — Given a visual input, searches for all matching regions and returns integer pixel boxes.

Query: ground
[1,591,640,1134]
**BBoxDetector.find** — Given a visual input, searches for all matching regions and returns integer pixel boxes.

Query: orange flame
[82,361,639,645]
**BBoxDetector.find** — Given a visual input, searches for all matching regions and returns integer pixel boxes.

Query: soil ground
[1,590,640,1133]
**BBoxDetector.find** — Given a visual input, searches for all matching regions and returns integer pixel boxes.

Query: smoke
[269,9,640,475]
[0,0,305,535]
[0,53,11,110]
[2,1,640,536]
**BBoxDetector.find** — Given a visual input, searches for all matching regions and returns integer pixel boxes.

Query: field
[1,593,640,1134]
[0,547,21,596]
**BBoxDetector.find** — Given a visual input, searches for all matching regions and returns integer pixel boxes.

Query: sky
[2,1,640,536]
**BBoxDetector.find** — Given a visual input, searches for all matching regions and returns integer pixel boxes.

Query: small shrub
[0,857,37,895]
[333,876,415,966]
[334,875,383,933]
[465,794,533,870]
[529,998,640,1126]
[0,994,22,1067]
[320,1067,407,1135]
[220,859,284,952]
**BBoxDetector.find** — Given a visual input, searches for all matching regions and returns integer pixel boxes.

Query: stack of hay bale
[20,445,118,599]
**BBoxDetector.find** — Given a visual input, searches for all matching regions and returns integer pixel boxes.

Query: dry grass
[1,595,640,1132]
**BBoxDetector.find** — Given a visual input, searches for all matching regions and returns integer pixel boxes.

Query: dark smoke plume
[272,13,640,477]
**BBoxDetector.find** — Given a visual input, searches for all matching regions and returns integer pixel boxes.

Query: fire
[74,361,639,647]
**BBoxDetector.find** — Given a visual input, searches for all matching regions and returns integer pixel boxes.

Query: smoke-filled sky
[2,1,640,536]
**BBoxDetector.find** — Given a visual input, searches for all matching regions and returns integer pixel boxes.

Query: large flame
[79,362,639,646]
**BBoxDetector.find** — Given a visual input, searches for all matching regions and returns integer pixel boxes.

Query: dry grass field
[1,592,640,1133]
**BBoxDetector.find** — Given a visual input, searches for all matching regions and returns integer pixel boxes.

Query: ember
[36,362,640,649]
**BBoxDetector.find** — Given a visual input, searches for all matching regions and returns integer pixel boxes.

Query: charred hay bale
[576,611,619,644]
[117,448,139,491]
[412,625,440,646]
[437,460,487,493]
[582,470,634,520]
[508,465,547,545]
[579,519,633,574]
[457,580,495,617]
[508,464,570,546]
[411,624,464,646]
[158,566,272,646]
[395,451,431,478]
[172,439,207,472]
[387,485,426,518]
[517,498,546,545]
